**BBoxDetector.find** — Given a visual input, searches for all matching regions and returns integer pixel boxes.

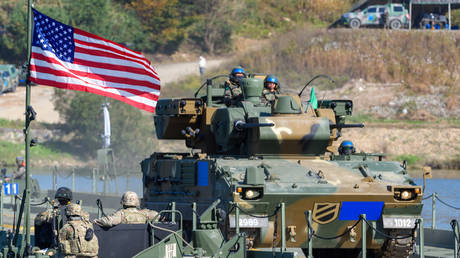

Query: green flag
[310,87,318,109]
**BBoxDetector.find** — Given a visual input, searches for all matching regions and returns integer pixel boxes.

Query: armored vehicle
[141,74,424,257]
[0,64,19,95]
[341,3,410,29]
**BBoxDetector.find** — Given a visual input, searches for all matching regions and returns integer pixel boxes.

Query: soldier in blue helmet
[262,74,280,105]
[338,140,356,155]
[224,66,246,105]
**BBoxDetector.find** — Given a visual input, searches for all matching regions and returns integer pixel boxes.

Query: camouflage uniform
[35,187,90,249]
[261,89,278,106]
[59,204,98,258]
[93,191,157,228]
[223,81,243,106]
[12,166,25,179]
[12,157,25,179]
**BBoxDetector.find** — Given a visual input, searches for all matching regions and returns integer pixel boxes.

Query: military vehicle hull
[144,75,424,256]
[142,154,422,255]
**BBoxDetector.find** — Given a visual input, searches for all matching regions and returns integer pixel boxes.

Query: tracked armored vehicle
[142,75,424,257]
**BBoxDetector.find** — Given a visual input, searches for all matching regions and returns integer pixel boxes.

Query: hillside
[0,0,358,63]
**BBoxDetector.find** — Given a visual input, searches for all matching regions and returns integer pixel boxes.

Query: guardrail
[423,192,460,230]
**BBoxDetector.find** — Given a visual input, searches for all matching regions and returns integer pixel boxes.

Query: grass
[0,140,73,166]
[236,28,460,103]
[394,154,421,167]
[0,118,23,129]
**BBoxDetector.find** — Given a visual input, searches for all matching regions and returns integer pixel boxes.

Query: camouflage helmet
[55,187,72,205]
[121,191,140,207]
[65,203,81,217]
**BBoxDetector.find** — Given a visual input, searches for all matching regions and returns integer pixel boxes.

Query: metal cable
[422,194,433,200]
[233,203,280,218]
[14,196,49,206]
[148,222,194,249]
[435,196,460,210]
[450,220,460,257]
[306,217,362,240]
[272,211,278,255]
[362,216,416,240]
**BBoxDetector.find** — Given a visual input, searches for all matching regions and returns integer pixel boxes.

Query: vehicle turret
[154,76,359,156]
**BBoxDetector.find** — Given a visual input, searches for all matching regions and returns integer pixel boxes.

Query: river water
[29,171,460,230]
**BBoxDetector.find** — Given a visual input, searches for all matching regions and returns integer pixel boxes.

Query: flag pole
[24,0,33,251]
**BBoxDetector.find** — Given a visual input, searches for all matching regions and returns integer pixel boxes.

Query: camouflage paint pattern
[144,76,423,253]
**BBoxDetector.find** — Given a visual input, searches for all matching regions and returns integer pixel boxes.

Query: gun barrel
[330,123,364,129]
[234,121,275,131]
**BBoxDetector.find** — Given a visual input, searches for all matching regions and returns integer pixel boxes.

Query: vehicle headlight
[245,190,256,199]
[237,187,263,200]
[400,190,412,200]
[393,187,420,201]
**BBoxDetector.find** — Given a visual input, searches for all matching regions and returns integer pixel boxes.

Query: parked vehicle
[0,64,19,95]
[341,3,410,29]
[420,13,449,29]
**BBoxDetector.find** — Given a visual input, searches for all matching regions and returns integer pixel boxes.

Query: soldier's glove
[85,228,94,241]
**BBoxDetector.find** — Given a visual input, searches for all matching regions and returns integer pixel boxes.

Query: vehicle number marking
[229,215,268,228]
[383,216,417,229]
[165,243,176,258]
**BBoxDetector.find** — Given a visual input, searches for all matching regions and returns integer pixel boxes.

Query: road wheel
[350,19,361,29]
[390,19,402,30]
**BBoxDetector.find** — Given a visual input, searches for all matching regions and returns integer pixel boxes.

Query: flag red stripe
[30,77,156,112]
[75,46,157,77]
[31,52,160,91]
[74,57,160,82]
[30,64,159,102]
[74,38,147,67]
[31,51,160,82]
[74,28,143,56]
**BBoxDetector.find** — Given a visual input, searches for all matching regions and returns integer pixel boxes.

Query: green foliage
[0,0,145,63]
[53,90,156,168]
[0,140,71,164]
[0,2,27,64]
[452,9,460,27]
[0,0,356,63]
[0,118,23,129]
[395,154,421,167]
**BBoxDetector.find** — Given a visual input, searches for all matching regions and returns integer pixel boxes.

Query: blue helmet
[231,67,245,76]
[264,75,279,85]
[339,140,355,155]
[229,67,246,84]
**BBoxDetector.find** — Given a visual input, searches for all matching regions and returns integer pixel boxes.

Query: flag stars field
[30,8,160,113]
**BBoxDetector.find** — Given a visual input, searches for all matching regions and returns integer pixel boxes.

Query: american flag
[30,9,160,113]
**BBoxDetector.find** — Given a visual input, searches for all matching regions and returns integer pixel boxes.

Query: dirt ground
[0,85,59,123]
[0,59,226,123]
[1,65,459,168]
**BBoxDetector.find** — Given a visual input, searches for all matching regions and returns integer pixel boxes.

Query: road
[0,59,225,123]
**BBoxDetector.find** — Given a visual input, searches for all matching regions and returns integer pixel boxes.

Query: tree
[53,90,156,168]
[189,0,233,54]
[0,3,27,64]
